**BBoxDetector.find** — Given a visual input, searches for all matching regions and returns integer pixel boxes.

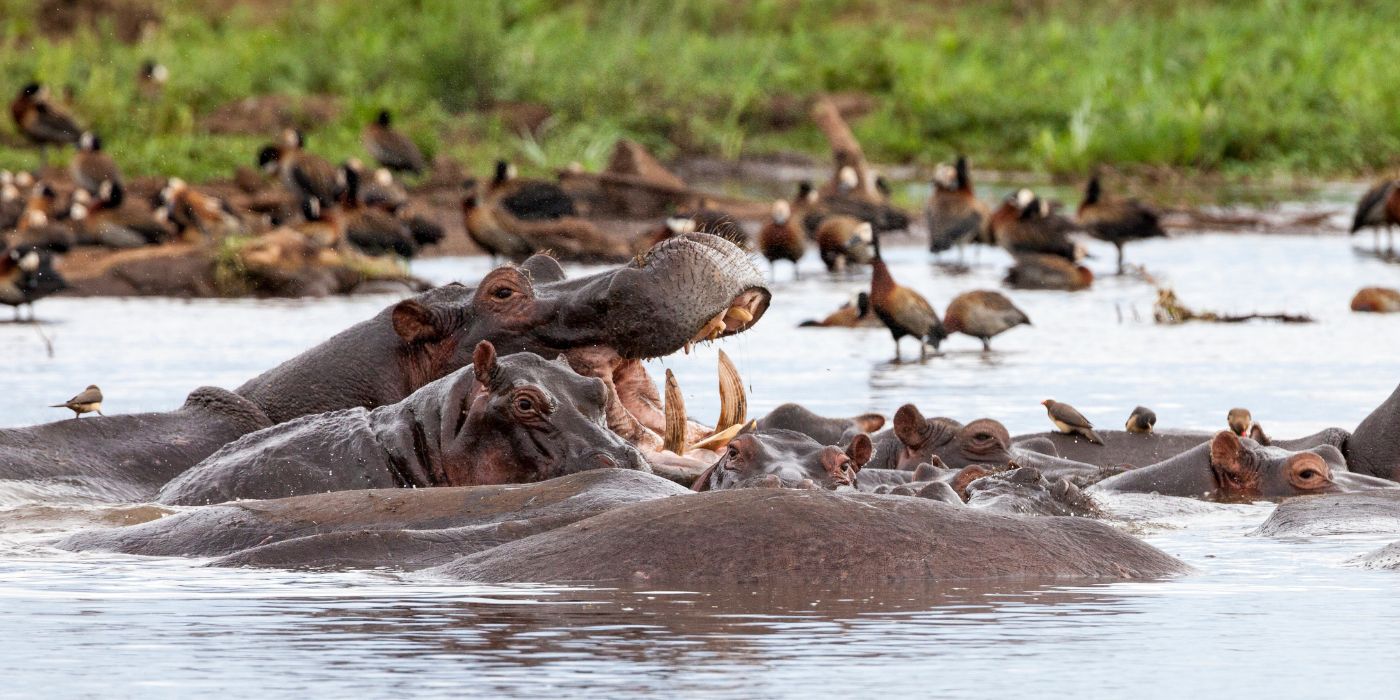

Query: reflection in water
[2,234,1400,695]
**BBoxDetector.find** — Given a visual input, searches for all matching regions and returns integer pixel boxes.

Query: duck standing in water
[991,189,1082,262]
[758,199,806,280]
[1076,175,1165,274]
[868,232,946,361]
[925,155,989,262]
[942,290,1030,351]
[1351,180,1398,253]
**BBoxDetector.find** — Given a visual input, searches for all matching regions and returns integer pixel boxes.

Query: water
[3,232,1400,697]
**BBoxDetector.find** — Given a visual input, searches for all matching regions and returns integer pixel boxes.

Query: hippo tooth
[689,420,754,453]
[662,369,688,455]
[715,349,747,430]
[725,306,753,323]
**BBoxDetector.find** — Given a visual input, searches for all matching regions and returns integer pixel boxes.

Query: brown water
[2,228,1400,697]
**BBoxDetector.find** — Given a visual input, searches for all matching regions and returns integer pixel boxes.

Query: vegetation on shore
[3,0,1399,188]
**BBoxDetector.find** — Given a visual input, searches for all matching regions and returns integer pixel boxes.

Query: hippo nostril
[592,453,618,470]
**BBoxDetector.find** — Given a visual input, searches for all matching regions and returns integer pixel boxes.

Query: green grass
[4,0,1400,187]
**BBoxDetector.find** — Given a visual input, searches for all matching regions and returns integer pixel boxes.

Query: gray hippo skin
[432,489,1190,584]
[1351,541,1400,570]
[1344,381,1400,481]
[692,429,873,491]
[159,342,648,505]
[0,233,770,500]
[61,469,688,570]
[1253,491,1400,538]
[1093,431,1396,502]
[1013,428,1352,470]
[754,403,885,446]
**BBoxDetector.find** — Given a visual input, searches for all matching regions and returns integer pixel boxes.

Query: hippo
[754,403,886,446]
[61,469,689,570]
[1011,428,1351,471]
[433,488,1189,584]
[0,233,769,500]
[691,429,874,491]
[1252,491,1400,538]
[863,404,1111,484]
[158,342,648,505]
[1092,431,1397,502]
[964,466,1101,517]
[1351,541,1400,570]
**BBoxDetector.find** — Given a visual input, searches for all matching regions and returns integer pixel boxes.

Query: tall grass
[2,0,1400,182]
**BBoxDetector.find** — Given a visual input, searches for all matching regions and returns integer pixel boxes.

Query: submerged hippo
[62,469,689,570]
[0,233,769,500]
[159,341,648,505]
[1092,431,1396,502]
[691,429,873,491]
[1252,490,1400,538]
[433,488,1188,584]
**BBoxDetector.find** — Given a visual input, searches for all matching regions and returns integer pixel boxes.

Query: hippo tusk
[715,349,747,430]
[663,369,688,455]
[688,419,754,453]
[725,306,753,324]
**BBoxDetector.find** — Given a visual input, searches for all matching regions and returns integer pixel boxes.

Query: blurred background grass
[3,0,1400,184]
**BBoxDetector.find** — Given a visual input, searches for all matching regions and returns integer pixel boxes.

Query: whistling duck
[487,159,576,221]
[9,183,75,253]
[71,132,122,196]
[462,185,533,262]
[799,291,880,328]
[9,83,82,166]
[1003,253,1093,291]
[816,216,874,273]
[344,160,409,211]
[758,199,806,279]
[991,189,1082,261]
[0,246,66,321]
[293,196,344,249]
[1125,406,1157,434]
[69,182,169,248]
[869,232,947,361]
[1351,287,1400,313]
[363,110,426,175]
[943,290,1030,351]
[925,155,989,260]
[339,166,416,258]
[138,60,168,99]
[1076,175,1165,274]
[0,172,24,230]
[1351,180,1398,252]
[257,130,341,207]
[157,178,242,240]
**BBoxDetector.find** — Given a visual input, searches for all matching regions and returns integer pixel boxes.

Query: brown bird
[9,83,82,167]
[1351,179,1398,252]
[1004,253,1094,291]
[757,199,805,279]
[339,165,416,258]
[156,178,242,240]
[1125,406,1157,434]
[462,186,533,262]
[362,110,426,175]
[70,132,122,196]
[70,181,170,248]
[257,131,341,208]
[1077,175,1165,274]
[942,290,1030,351]
[799,291,880,328]
[1227,408,1253,437]
[869,233,947,361]
[1351,287,1400,313]
[1042,399,1103,445]
[486,159,576,221]
[991,189,1082,261]
[50,385,103,418]
[0,247,66,321]
[137,59,169,99]
[816,216,874,273]
[925,155,990,260]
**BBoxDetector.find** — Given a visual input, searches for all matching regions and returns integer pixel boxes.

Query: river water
[2,230,1400,697]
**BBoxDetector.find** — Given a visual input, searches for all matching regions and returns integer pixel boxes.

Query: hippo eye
[515,397,534,412]
[493,287,513,299]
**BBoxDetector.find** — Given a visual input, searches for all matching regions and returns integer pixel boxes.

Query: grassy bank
[3,0,1400,186]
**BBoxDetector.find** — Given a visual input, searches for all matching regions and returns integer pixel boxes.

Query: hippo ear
[893,404,929,447]
[845,433,873,469]
[392,300,452,344]
[520,254,566,284]
[472,341,499,387]
[1209,430,1252,487]
[852,412,885,433]
[690,463,719,492]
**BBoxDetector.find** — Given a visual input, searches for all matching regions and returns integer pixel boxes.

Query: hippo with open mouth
[158,341,650,505]
[0,233,770,501]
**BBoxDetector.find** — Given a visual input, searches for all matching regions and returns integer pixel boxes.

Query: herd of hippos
[6,75,1400,584]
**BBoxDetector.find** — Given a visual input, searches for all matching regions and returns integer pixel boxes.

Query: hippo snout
[586,446,651,474]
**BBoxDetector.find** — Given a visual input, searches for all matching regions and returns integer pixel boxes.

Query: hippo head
[892,404,1013,470]
[238,233,771,427]
[385,341,649,487]
[964,466,1101,517]
[693,429,873,491]
[1208,430,1339,501]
